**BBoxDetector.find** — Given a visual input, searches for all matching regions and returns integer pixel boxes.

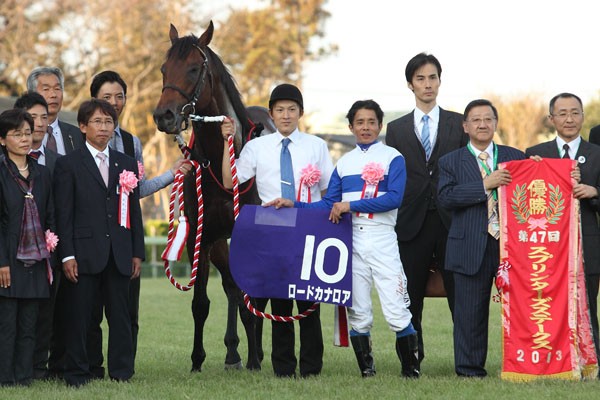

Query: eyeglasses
[88,119,115,128]
[6,131,33,139]
[551,111,583,120]
[467,117,496,125]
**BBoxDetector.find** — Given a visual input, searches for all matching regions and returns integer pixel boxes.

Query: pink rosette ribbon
[297,164,321,203]
[118,170,139,229]
[358,162,385,219]
[45,229,59,285]
[45,229,59,252]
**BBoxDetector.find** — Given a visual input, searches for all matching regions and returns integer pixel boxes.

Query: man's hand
[221,117,235,140]
[63,259,79,283]
[329,202,350,224]
[0,266,10,288]
[571,165,581,183]
[171,159,193,176]
[484,169,512,190]
[132,257,142,279]
[263,198,294,209]
[528,155,543,162]
[573,183,598,199]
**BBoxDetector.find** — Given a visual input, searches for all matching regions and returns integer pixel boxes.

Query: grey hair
[26,66,65,92]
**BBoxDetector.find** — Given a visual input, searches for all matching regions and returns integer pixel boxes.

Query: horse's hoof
[191,365,202,373]
[246,362,261,371]
[224,361,243,370]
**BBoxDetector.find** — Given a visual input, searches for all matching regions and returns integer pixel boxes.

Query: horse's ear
[169,23,179,44]
[198,20,214,46]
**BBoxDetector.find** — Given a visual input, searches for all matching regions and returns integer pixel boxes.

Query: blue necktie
[421,115,431,160]
[280,138,295,200]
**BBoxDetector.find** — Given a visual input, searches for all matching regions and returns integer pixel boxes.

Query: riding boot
[350,335,375,377]
[395,333,420,378]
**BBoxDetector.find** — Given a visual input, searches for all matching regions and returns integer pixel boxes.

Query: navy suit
[54,145,144,386]
[438,144,525,376]
[386,108,467,360]
[525,138,600,359]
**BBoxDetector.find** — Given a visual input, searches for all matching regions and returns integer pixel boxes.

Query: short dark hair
[14,91,49,113]
[463,99,498,121]
[346,100,384,125]
[549,92,583,115]
[90,70,128,97]
[405,53,442,83]
[77,99,118,126]
[0,108,34,139]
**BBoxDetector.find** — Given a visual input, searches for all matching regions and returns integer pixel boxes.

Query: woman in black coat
[0,108,54,386]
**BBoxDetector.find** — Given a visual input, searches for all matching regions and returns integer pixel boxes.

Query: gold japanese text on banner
[497,158,597,381]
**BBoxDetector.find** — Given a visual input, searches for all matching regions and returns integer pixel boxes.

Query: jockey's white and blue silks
[295,141,406,227]
[297,141,412,333]
[230,205,353,306]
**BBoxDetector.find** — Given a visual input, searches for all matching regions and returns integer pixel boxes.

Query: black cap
[268,83,303,111]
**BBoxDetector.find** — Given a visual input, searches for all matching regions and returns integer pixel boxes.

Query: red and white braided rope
[225,126,318,322]
[228,134,240,218]
[163,160,203,291]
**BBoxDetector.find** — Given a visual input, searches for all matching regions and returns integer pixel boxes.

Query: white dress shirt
[236,128,334,204]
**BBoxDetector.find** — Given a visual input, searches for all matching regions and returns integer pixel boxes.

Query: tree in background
[489,94,551,151]
[583,93,600,139]
[215,0,337,106]
[0,0,335,219]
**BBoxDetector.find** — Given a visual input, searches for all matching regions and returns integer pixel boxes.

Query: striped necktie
[478,152,499,239]
[421,115,432,160]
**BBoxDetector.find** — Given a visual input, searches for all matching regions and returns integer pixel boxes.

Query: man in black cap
[220,83,334,377]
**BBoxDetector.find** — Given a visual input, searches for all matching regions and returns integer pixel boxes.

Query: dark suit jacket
[525,139,600,274]
[58,120,84,154]
[0,158,54,299]
[438,144,526,275]
[54,146,145,276]
[589,125,600,146]
[386,108,467,240]
[43,146,59,176]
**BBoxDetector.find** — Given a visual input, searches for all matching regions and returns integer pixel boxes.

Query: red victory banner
[497,158,598,381]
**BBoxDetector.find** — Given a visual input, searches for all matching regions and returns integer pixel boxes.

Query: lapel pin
[577,155,586,164]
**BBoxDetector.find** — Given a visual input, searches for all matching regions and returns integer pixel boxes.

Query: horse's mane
[167,34,252,137]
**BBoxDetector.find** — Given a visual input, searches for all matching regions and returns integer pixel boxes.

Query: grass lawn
[1,276,599,399]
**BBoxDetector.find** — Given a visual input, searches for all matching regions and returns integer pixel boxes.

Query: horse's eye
[160,65,165,74]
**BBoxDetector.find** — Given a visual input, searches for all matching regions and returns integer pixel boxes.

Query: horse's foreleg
[210,240,243,370]
[252,297,268,364]
[191,246,211,372]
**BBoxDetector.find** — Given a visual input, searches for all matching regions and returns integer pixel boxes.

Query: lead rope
[224,123,319,321]
[163,115,317,319]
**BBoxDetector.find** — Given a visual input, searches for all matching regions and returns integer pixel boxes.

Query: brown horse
[153,22,271,372]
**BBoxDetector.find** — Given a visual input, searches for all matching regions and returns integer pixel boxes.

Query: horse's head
[153,22,215,134]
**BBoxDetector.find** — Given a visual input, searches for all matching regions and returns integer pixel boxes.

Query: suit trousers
[270,299,323,377]
[586,274,600,360]
[453,235,499,377]
[33,268,61,378]
[0,298,39,385]
[399,209,454,361]
[48,272,66,376]
[87,274,141,378]
[62,254,133,386]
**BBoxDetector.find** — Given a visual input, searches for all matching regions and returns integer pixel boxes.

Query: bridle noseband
[161,44,212,131]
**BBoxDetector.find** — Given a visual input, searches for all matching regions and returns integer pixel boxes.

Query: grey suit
[57,120,84,154]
